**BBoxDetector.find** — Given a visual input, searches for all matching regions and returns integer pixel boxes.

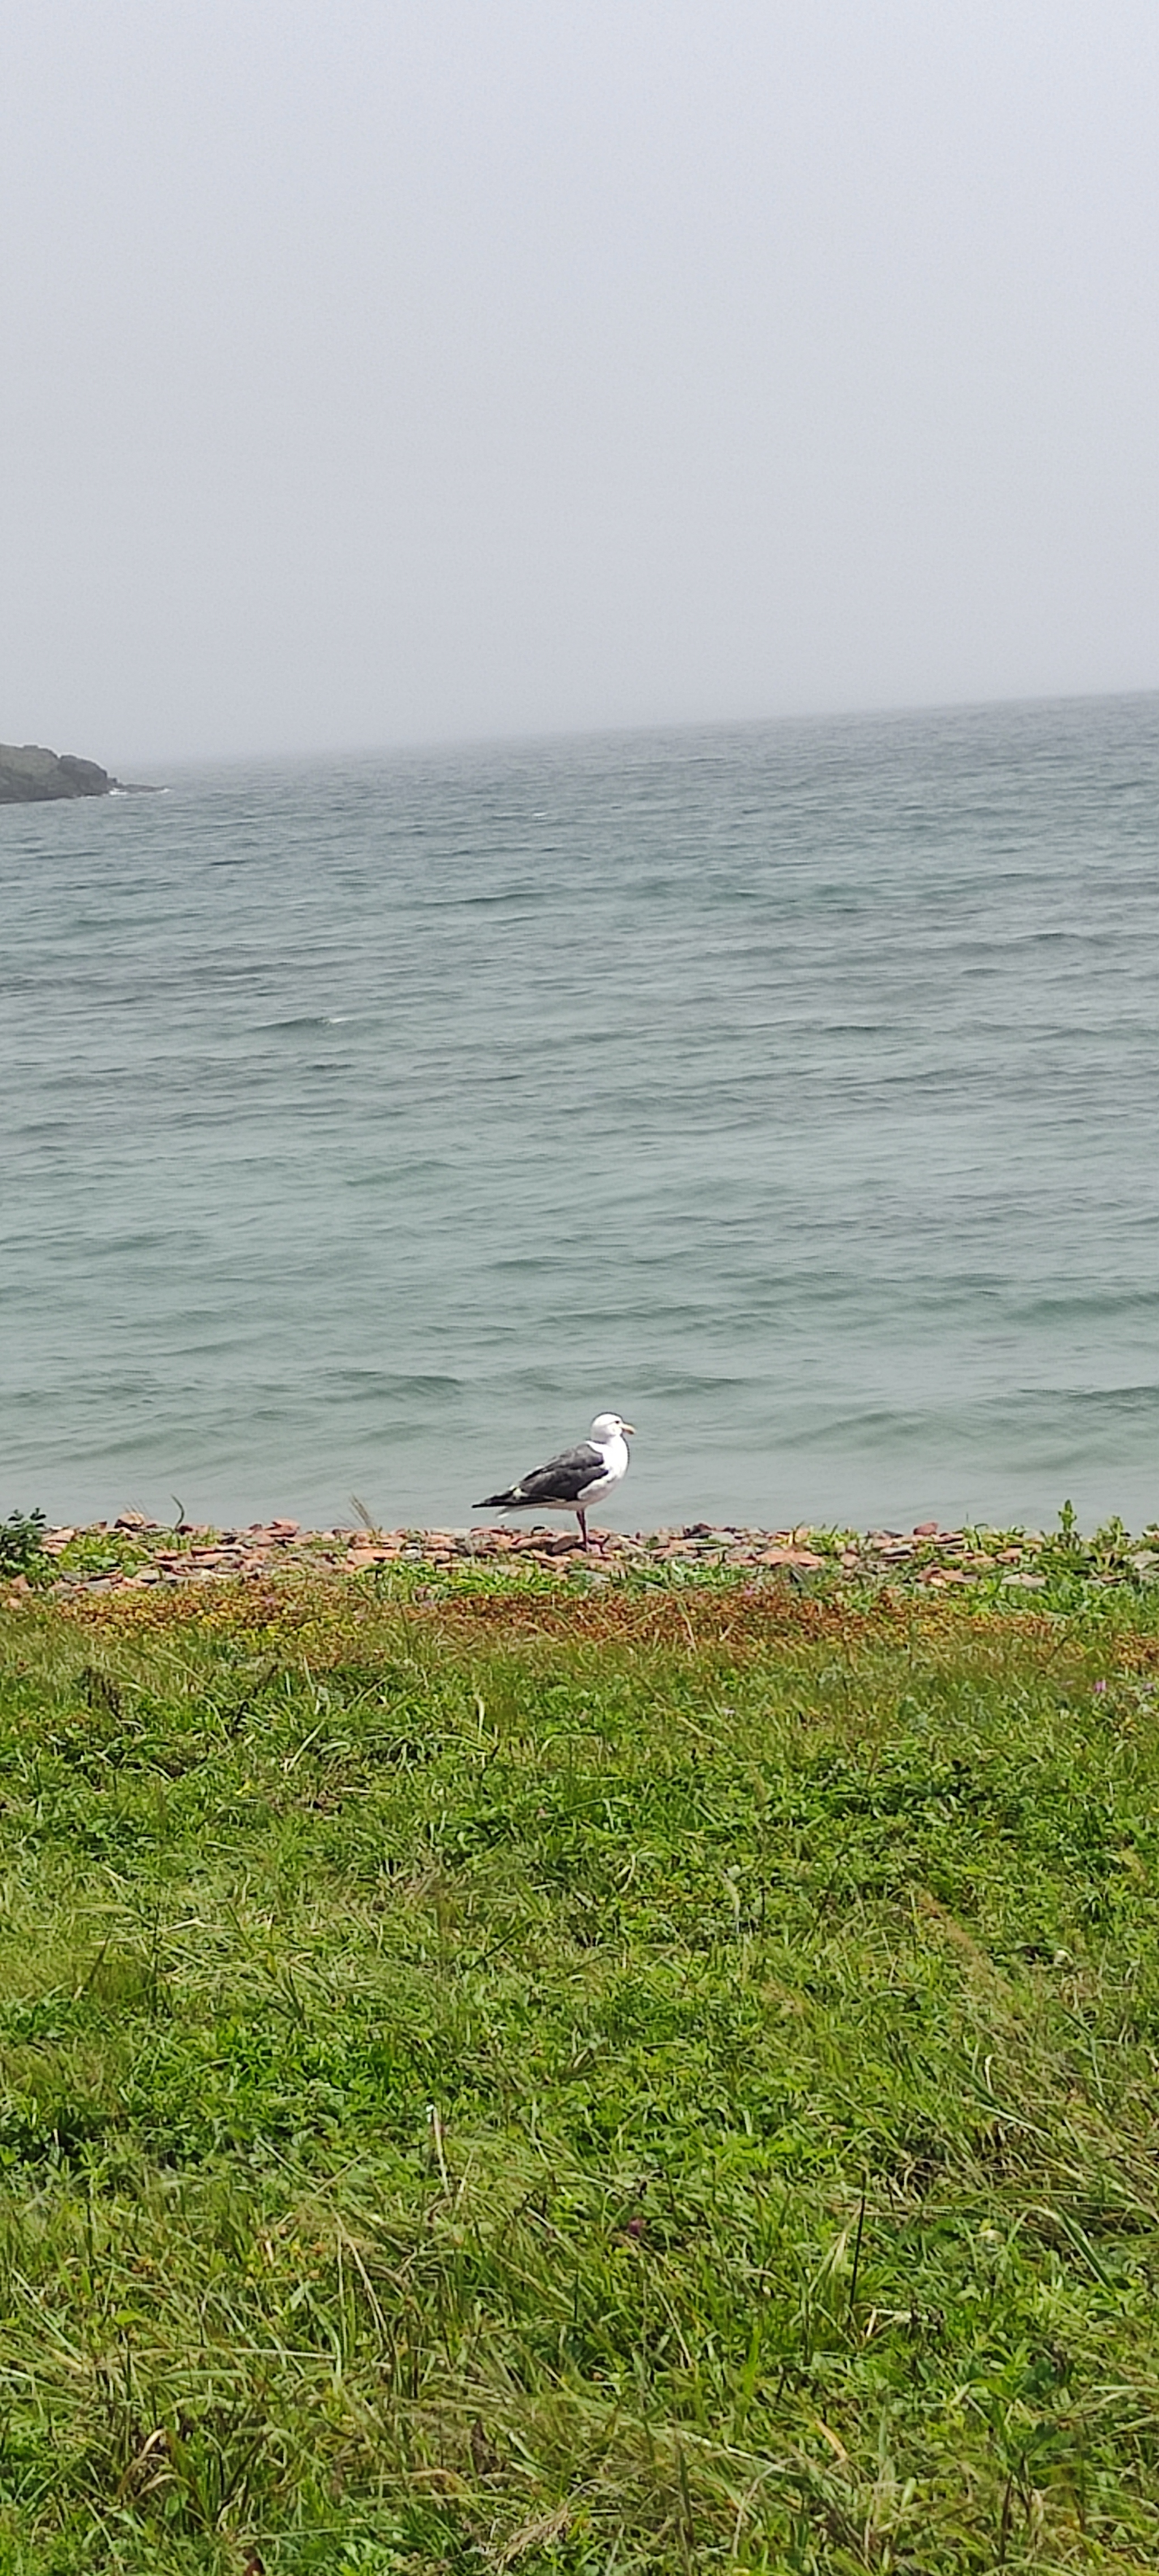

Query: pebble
[16,1515,1156,1602]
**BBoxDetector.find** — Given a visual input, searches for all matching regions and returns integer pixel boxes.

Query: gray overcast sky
[2,0,1157,764]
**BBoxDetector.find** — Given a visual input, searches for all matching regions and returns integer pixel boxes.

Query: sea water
[3,692,1158,1534]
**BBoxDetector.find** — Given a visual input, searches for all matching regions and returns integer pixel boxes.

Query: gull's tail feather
[475,1485,521,1510]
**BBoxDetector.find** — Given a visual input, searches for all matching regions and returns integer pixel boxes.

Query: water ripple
[2,691,1157,1529]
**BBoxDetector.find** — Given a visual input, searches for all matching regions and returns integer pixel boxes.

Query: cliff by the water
[0,742,121,802]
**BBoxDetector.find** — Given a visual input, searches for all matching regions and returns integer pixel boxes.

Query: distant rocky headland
[0,742,156,802]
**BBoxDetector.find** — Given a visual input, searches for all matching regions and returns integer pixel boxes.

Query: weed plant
[0,1513,46,1581]
[0,1575,1157,2570]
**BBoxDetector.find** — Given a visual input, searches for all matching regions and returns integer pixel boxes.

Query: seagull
[474,1412,635,1548]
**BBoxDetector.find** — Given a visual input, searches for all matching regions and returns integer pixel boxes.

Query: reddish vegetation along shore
[14,1508,1158,1599]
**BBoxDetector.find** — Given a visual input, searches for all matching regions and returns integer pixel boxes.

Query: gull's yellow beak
[623,1421,637,1435]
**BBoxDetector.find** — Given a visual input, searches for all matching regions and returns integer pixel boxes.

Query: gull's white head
[591,1412,635,1443]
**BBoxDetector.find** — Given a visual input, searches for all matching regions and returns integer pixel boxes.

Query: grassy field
[1,1562,1158,2572]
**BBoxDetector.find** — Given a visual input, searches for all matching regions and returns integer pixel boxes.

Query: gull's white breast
[582,1430,629,1499]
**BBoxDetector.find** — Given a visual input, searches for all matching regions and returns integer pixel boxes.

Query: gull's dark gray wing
[476,1440,604,1508]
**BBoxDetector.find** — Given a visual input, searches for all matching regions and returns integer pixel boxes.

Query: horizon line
[11,676,1158,784]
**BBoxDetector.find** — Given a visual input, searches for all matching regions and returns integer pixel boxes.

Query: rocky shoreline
[0,741,156,802]
[6,1511,1157,1601]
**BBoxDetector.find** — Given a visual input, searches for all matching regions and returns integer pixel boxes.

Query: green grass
[0,1573,1158,2571]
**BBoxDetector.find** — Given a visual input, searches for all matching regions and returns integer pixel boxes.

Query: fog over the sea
[2,0,1156,767]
